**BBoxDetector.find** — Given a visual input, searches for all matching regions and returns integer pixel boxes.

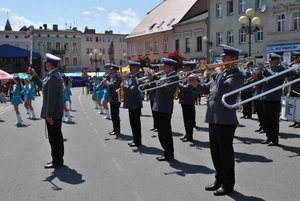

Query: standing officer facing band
[188,45,244,196]
[179,61,196,142]
[147,58,179,161]
[28,53,64,168]
[107,64,122,135]
[123,61,143,147]
[260,53,286,146]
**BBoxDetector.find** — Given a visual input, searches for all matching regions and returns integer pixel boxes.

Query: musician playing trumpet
[123,61,143,147]
[147,58,179,161]
[188,45,244,196]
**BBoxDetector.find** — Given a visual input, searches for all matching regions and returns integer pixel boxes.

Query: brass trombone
[135,70,164,84]
[222,64,300,109]
[138,57,252,93]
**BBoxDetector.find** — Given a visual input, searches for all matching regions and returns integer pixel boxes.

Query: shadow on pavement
[43,165,85,190]
[279,132,300,139]
[277,144,300,158]
[229,191,265,201]
[189,139,210,150]
[115,133,133,141]
[164,159,214,177]
[194,126,209,132]
[234,136,263,145]
[172,132,184,137]
[133,145,162,156]
[235,152,273,163]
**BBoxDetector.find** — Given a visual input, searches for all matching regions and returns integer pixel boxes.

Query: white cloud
[96,7,107,12]
[0,7,11,13]
[10,15,41,30]
[83,11,92,15]
[108,8,140,32]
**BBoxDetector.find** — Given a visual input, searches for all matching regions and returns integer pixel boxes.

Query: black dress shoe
[268,142,278,146]
[182,138,193,142]
[180,136,187,141]
[153,128,158,132]
[44,162,63,169]
[214,187,233,196]
[260,139,271,144]
[109,131,120,135]
[108,131,115,134]
[289,122,297,127]
[156,155,174,161]
[240,116,246,119]
[205,181,221,191]
[129,142,141,147]
[259,130,266,134]
[294,123,300,128]
[255,128,263,132]
[150,128,157,131]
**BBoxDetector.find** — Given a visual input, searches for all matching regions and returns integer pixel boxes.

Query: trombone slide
[222,65,300,109]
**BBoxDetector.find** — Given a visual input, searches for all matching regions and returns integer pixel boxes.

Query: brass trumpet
[135,70,164,84]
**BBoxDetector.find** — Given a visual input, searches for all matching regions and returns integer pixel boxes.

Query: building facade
[208,0,268,61]
[266,0,300,64]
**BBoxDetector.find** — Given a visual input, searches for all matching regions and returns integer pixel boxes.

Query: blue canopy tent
[0,44,41,74]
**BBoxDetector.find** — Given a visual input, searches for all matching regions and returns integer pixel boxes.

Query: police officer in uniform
[188,45,244,196]
[288,51,300,128]
[29,53,64,168]
[260,53,286,146]
[179,61,196,142]
[147,58,179,161]
[107,64,122,135]
[123,61,143,147]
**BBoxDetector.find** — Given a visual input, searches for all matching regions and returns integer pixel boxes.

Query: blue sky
[0,0,162,34]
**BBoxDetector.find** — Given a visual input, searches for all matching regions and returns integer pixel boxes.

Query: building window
[167,18,175,26]
[157,21,165,28]
[72,42,77,51]
[293,11,300,30]
[37,42,43,50]
[65,57,69,66]
[256,27,263,42]
[73,57,78,65]
[145,41,151,54]
[90,37,92,42]
[216,33,222,46]
[216,3,222,17]
[132,44,136,56]
[175,39,180,51]
[239,29,246,43]
[276,14,285,32]
[154,40,159,53]
[56,42,60,50]
[196,36,202,52]
[86,36,89,42]
[227,1,233,16]
[64,42,69,50]
[227,31,234,45]
[185,38,191,53]
[138,44,143,56]
[96,37,99,42]
[56,35,59,38]
[15,35,18,39]
[163,39,169,53]
[239,0,246,13]
[256,0,262,10]
[5,35,9,38]
[47,42,51,50]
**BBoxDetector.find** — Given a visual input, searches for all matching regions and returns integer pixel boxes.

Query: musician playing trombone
[147,58,179,161]
[287,51,300,128]
[188,45,244,196]
[259,53,286,146]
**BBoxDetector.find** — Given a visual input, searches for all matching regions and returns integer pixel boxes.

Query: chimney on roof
[72,27,77,31]
[53,24,58,31]
[43,24,47,30]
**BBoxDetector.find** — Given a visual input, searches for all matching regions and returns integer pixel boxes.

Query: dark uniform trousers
[46,119,64,164]
[254,100,264,129]
[209,124,236,190]
[150,100,158,129]
[129,109,141,145]
[181,104,195,140]
[241,91,252,118]
[156,112,174,157]
[110,102,121,134]
[262,101,281,143]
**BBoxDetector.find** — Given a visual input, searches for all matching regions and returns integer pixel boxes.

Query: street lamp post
[123,52,127,65]
[239,8,261,57]
[89,49,102,76]
[203,36,213,63]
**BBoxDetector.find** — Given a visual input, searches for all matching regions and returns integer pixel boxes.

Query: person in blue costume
[62,74,72,122]
[10,75,24,126]
[23,78,36,119]
[100,73,111,119]
[91,76,99,109]
[95,76,104,114]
